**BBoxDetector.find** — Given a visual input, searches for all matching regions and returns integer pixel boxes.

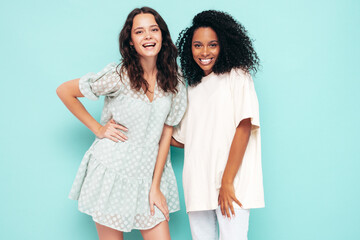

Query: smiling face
[130,13,162,60]
[192,27,220,76]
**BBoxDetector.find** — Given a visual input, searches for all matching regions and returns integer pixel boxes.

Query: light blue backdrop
[1,0,359,239]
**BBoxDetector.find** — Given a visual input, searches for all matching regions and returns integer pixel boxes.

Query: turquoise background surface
[1,0,359,239]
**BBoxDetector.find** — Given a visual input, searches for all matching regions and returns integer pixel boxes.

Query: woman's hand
[96,119,128,142]
[218,118,250,218]
[218,182,242,219]
[149,186,170,221]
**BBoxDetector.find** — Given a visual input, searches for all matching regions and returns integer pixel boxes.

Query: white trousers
[188,206,250,240]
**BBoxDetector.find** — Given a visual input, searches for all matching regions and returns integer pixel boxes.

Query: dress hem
[76,205,180,232]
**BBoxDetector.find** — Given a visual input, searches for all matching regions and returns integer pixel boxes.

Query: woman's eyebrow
[133,27,144,31]
[133,24,159,31]
[192,40,218,44]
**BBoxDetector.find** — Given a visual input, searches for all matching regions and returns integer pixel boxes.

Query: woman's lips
[199,58,213,65]
[142,43,156,48]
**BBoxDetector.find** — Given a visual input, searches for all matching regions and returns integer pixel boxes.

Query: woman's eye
[194,44,201,48]
[151,28,159,32]
[210,43,218,48]
[135,30,143,34]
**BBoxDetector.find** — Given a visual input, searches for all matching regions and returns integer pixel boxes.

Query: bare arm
[218,118,251,218]
[149,124,173,221]
[170,137,184,148]
[56,79,127,141]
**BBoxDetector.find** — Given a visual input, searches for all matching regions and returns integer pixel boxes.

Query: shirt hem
[186,201,265,212]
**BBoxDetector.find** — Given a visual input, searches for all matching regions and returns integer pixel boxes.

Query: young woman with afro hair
[171,10,265,240]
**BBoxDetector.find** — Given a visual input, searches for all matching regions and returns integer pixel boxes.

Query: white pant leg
[188,210,219,240]
[216,207,250,240]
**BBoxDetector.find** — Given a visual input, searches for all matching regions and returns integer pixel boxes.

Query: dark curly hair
[177,10,259,86]
[118,7,179,93]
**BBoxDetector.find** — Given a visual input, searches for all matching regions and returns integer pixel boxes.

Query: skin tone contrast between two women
[57,6,262,240]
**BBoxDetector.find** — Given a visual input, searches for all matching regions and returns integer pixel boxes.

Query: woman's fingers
[113,123,128,132]
[110,118,128,131]
[220,199,225,216]
[149,201,155,216]
[96,119,127,142]
[110,124,128,140]
[219,196,242,219]
[105,130,120,142]
[108,135,119,142]
[103,126,127,142]
[229,200,235,217]
[227,196,243,218]
[229,195,241,217]
[111,130,127,141]
[155,202,169,221]
[233,197,243,208]
[163,201,170,221]
[224,200,231,218]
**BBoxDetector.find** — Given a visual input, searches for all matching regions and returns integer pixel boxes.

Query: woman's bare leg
[140,220,171,240]
[95,222,124,240]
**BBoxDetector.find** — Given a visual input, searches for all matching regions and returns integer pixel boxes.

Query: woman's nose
[145,31,151,39]
[201,46,209,56]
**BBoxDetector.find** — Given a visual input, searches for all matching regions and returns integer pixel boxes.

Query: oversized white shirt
[173,68,265,212]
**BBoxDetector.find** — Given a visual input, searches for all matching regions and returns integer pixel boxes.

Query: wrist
[93,124,103,137]
[151,179,161,190]
[150,184,160,192]
[221,176,234,185]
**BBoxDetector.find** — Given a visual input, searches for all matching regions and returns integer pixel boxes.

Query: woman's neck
[140,57,158,80]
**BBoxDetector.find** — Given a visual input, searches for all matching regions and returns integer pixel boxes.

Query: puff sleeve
[230,68,260,129]
[172,108,187,144]
[79,63,122,100]
[164,80,187,126]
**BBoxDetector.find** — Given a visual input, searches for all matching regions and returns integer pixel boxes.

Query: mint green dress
[68,63,187,232]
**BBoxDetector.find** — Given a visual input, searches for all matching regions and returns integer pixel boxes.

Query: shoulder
[86,62,122,82]
[228,68,253,87]
[174,73,187,92]
[176,69,186,85]
[224,68,256,95]
[104,62,118,71]
[230,68,252,81]
[93,62,119,77]
[111,63,130,84]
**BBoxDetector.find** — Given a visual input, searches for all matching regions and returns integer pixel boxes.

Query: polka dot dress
[68,63,187,232]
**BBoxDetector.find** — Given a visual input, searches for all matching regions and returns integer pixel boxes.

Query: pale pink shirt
[173,68,265,212]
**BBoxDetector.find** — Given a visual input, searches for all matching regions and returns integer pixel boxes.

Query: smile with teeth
[199,58,214,65]
[143,43,156,48]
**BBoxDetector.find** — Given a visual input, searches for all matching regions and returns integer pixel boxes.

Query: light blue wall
[1,0,359,239]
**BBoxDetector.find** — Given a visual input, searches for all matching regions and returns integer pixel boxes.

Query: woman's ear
[130,41,133,46]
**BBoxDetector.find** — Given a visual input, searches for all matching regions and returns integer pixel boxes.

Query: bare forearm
[152,125,173,188]
[222,118,251,185]
[56,79,102,135]
[170,137,184,148]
